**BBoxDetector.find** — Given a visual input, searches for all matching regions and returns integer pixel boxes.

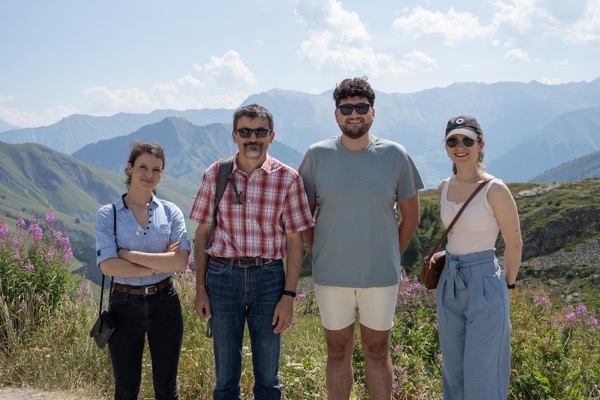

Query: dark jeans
[108,283,183,400]
[207,257,285,400]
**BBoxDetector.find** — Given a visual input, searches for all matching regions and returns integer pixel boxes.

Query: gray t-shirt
[299,135,424,288]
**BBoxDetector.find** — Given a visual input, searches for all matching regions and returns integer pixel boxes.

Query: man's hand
[195,286,212,319]
[272,295,294,334]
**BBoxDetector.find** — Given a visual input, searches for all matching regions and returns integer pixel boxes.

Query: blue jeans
[207,257,285,400]
[108,283,183,400]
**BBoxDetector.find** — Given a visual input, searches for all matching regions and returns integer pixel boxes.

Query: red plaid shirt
[189,154,314,259]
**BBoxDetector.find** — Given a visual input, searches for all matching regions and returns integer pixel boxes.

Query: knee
[326,341,353,362]
[362,340,390,362]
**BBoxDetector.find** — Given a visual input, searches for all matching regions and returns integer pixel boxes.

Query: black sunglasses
[446,137,476,148]
[338,103,371,116]
[236,128,270,139]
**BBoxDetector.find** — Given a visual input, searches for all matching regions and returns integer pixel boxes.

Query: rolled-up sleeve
[95,204,117,266]
[167,203,192,252]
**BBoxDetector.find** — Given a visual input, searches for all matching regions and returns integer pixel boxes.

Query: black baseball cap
[445,115,483,139]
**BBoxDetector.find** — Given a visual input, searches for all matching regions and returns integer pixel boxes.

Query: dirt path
[0,388,100,400]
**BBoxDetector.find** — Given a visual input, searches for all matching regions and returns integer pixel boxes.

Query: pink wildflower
[16,217,26,230]
[28,222,43,241]
[533,296,551,306]
[0,222,9,239]
[44,211,55,224]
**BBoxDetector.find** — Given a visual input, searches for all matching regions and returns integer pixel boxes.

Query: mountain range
[2,78,600,286]
[2,77,600,187]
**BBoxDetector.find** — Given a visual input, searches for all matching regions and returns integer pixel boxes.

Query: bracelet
[507,282,516,289]
[282,290,297,298]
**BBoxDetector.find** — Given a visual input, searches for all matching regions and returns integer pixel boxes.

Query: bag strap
[206,157,234,248]
[425,179,493,263]
[98,204,117,317]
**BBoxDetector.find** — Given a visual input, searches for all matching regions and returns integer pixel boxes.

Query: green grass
[2,199,600,399]
[1,271,599,399]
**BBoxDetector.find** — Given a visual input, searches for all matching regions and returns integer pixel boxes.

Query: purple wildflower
[575,304,587,317]
[44,211,55,224]
[0,222,9,239]
[16,217,26,230]
[533,296,551,306]
[25,263,35,273]
[63,248,74,261]
[28,222,43,241]
[589,317,598,329]
[19,301,27,311]
[297,293,307,302]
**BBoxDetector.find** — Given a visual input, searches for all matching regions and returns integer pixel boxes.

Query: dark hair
[332,77,375,107]
[232,104,274,130]
[125,142,166,188]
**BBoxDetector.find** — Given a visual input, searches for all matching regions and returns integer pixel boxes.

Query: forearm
[99,258,154,278]
[397,194,420,254]
[301,227,314,252]
[503,242,522,284]
[194,226,211,291]
[118,249,189,273]
[284,232,303,292]
[398,217,419,254]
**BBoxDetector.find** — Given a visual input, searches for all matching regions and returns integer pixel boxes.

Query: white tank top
[440,177,499,255]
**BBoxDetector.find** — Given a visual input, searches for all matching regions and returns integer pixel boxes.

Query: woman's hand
[166,240,181,253]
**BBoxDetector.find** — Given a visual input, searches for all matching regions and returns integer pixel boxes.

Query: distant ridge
[531,150,600,183]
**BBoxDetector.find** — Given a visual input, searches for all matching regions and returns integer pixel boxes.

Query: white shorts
[314,283,399,331]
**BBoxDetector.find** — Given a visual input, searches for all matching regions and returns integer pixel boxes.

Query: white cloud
[399,50,439,72]
[295,0,370,44]
[177,74,206,88]
[504,48,531,62]
[539,76,563,85]
[82,84,204,115]
[295,0,409,77]
[567,0,600,45]
[392,7,496,46]
[492,0,600,45]
[194,50,257,86]
[0,94,16,103]
[0,105,78,128]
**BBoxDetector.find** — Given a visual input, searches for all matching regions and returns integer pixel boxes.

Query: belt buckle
[144,285,158,295]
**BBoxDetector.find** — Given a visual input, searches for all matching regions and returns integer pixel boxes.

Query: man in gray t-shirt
[299,77,423,399]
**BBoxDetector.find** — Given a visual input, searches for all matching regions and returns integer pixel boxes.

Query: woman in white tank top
[434,115,523,400]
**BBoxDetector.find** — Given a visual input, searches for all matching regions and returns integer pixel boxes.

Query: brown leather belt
[111,277,172,296]
[212,256,276,268]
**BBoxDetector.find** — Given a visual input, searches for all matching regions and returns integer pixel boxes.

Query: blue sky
[1,0,599,127]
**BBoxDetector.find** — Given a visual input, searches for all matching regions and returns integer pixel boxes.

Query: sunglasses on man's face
[446,137,476,148]
[236,128,271,139]
[338,103,371,116]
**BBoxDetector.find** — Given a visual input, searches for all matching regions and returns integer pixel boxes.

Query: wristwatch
[282,290,297,298]
[507,282,516,290]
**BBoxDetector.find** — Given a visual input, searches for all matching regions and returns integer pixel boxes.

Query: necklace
[455,172,481,183]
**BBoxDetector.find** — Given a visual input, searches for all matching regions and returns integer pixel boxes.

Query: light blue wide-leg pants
[436,249,511,400]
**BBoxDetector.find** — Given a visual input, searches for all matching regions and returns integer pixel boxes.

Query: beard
[339,120,372,140]
[243,142,264,159]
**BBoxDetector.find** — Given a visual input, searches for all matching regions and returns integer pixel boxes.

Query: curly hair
[332,77,375,107]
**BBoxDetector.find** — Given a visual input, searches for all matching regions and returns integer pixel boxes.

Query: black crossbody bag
[90,204,117,348]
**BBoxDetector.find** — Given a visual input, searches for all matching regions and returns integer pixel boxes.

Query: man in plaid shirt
[190,103,314,400]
